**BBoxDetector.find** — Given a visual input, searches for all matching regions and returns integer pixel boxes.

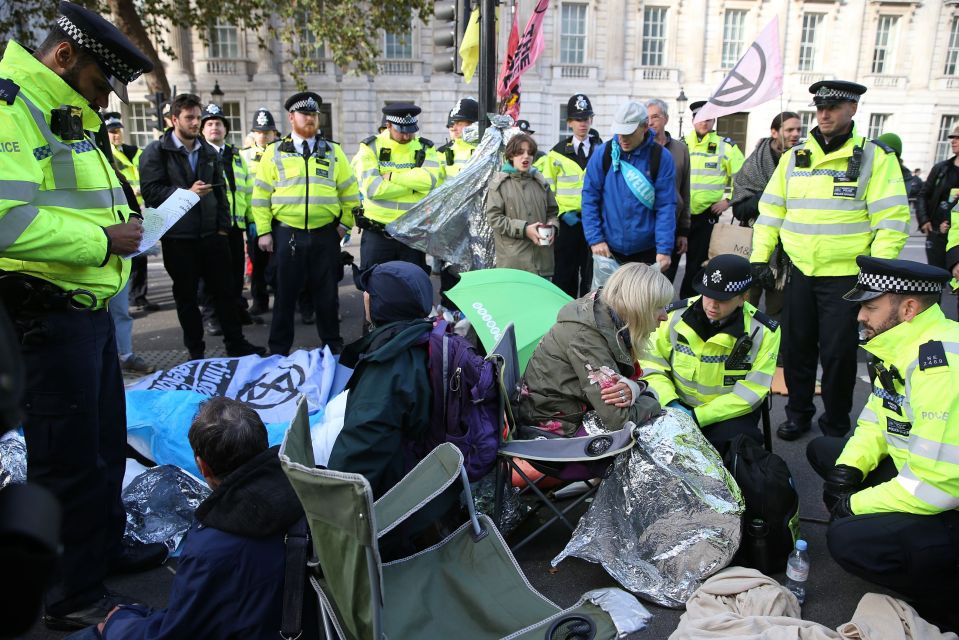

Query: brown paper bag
[707,220,753,263]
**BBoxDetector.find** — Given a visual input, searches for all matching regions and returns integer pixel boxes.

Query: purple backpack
[419,319,499,481]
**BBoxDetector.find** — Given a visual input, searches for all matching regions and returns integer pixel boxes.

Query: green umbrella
[447,268,573,372]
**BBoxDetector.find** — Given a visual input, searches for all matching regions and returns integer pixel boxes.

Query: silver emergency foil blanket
[472,473,530,535]
[0,431,26,489]
[122,465,210,553]
[386,114,515,271]
[552,409,744,609]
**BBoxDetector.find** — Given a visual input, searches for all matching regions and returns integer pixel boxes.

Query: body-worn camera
[51,105,84,141]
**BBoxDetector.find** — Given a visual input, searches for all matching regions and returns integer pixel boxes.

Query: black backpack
[723,434,800,573]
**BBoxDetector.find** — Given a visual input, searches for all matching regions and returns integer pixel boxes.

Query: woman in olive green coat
[518,263,674,436]
[486,133,560,277]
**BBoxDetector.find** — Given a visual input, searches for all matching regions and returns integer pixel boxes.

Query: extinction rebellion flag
[694,17,783,123]
[496,0,549,102]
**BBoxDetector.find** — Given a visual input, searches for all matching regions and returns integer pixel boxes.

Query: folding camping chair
[489,323,636,551]
[279,396,645,640]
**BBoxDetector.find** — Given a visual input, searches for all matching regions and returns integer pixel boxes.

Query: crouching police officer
[640,254,781,454]
[252,92,359,356]
[807,257,959,627]
[0,1,169,629]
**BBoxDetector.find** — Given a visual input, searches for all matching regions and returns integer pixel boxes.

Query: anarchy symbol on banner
[235,364,305,409]
[708,42,767,108]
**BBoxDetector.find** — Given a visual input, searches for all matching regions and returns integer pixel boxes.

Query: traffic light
[433,0,470,74]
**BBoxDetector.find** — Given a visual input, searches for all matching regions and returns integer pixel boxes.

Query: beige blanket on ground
[669,567,957,640]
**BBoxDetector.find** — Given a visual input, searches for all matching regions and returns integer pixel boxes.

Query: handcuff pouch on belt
[0,271,97,316]
[353,206,388,236]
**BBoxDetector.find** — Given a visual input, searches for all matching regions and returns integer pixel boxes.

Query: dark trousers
[925,230,948,270]
[19,309,126,613]
[359,228,427,272]
[782,269,859,435]
[664,243,682,283]
[552,217,593,297]
[611,247,657,265]
[680,213,716,298]
[161,235,246,355]
[269,223,342,355]
[807,436,959,606]
[247,231,271,310]
[200,227,248,322]
[129,254,149,304]
[701,409,763,457]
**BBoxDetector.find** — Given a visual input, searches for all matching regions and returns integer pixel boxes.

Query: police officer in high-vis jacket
[351,103,443,271]
[751,81,910,441]
[807,256,959,628]
[536,94,603,298]
[242,107,279,315]
[437,97,478,179]
[681,100,745,299]
[641,254,780,453]
[253,92,359,355]
[199,102,260,328]
[0,1,169,629]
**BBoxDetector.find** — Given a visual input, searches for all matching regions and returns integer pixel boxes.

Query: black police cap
[251,108,277,132]
[285,92,322,113]
[56,1,153,103]
[200,103,229,132]
[382,103,421,133]
[516,120,535,134]
[694,254,753,301]
[844,256,951,302]
[567,94,594,120]
[448,98,478,125]
[808,80,867,107]
[102,111,123,130]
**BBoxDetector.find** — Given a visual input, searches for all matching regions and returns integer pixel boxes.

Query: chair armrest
[374,443,463,537]
[499,426,635,462]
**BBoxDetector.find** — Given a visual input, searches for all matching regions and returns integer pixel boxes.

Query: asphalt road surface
[21,231,956,638]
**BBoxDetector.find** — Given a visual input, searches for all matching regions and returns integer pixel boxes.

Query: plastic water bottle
[785,539,809,605]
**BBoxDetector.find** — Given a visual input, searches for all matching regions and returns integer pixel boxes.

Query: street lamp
[676,87,688,138]
[211,80,224,102]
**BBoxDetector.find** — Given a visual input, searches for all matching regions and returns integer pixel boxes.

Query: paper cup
[537,226,554,246]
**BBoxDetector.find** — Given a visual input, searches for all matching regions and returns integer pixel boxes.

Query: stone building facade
[115,0,959,174]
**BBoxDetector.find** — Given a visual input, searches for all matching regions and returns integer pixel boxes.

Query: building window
[208,20,240,59]
[641,6,667,67]
[721,10,747,69]
[799,111,816,139]
[558,103,571,140]
[946,16,959,76]
[798,13,823,72]
[867,114,888,139]
[124,102,159,149]
[384,29,413,59]
[871,15,898,74]
[936,115,959,162]
[220,102,244,147]
[559,3,587,65]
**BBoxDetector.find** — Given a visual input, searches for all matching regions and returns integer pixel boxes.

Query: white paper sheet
[127,188,200,257]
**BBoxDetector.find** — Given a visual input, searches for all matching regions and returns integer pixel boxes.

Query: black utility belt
[275,221,339,233]
[0,271,101,316]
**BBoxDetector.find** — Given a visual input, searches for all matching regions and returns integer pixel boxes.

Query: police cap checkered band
[385,114,417,125]
[808,80,867,106]
[289,97,319,112]
[102,112,122,129]
[856,271,944,294]
[813,87,860,103]
[56,14,144,84]
[724,277,752,293]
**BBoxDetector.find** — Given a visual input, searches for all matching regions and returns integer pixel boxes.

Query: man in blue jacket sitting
[69,398,305,640]
[582,100,677,273]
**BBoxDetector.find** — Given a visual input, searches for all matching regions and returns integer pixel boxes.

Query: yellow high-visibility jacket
[685,130,744,215]
[640,296,780,427]
[252,136,359,232]
[0,41,131,308]
[112,143,142,207]
[221,144,252,229]
[536,136,599,217]
[241,142,269,178]
[350,130,443,225]
[837,304,959,515]
[947,201,958,273]
[751,127,909,276]
[437,137,475,178]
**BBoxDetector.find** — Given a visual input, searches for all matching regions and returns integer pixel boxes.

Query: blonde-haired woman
[518,263,674,436]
